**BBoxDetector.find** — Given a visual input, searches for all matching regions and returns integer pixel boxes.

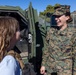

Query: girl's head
[0,16,20,61]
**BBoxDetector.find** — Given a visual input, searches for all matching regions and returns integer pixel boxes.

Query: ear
[66,16,70,21]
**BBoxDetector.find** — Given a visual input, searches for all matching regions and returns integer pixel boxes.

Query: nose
[55,17,58,21]
[16,31,21,40]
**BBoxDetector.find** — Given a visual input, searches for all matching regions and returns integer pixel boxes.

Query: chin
[57,24,62,27]
[57,24,61,27]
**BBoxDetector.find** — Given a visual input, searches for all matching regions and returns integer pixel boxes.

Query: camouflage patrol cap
[53,5,72,22]
[53,5,70,16]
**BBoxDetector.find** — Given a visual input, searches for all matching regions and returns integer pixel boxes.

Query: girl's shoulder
[1,55,16,64]
[0,55,20,75]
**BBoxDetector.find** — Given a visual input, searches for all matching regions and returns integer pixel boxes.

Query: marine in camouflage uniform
[41,5,76,75]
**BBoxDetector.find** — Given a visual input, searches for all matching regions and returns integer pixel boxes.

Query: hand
[40,66,46,75]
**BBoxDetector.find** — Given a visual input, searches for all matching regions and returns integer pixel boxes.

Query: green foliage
[54,4,60,7]
[39,4,60,22]
[46,17,51,23]
[46,5,54,13]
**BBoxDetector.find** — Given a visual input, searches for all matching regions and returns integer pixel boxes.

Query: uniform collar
[57,26,68,36]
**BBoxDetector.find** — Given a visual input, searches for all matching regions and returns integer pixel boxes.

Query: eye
[55,15,63,18]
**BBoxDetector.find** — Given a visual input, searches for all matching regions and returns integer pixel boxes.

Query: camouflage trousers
[45,58,76,75]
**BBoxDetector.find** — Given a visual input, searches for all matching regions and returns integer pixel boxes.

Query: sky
[0,0,76,14]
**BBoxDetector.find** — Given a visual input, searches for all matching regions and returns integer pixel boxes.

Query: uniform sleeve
[41,31,50,67]
[0,55,20,75]
[72,29,76,55]
[72,31,76,73]
[73,36,76,54]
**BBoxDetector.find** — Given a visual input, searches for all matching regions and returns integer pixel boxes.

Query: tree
[39,4,60,22]
[39,4,60,16]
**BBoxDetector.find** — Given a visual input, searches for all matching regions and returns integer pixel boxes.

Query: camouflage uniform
[42,26,76,75]
[41,5,76,75]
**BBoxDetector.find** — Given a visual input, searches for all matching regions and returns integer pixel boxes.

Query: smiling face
[55,15,70,28]
[53,5,71,29]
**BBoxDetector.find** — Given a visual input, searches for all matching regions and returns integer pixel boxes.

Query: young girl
[0,16,21,75]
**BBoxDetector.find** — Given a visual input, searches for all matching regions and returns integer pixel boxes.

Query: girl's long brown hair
[0,16,19,61]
